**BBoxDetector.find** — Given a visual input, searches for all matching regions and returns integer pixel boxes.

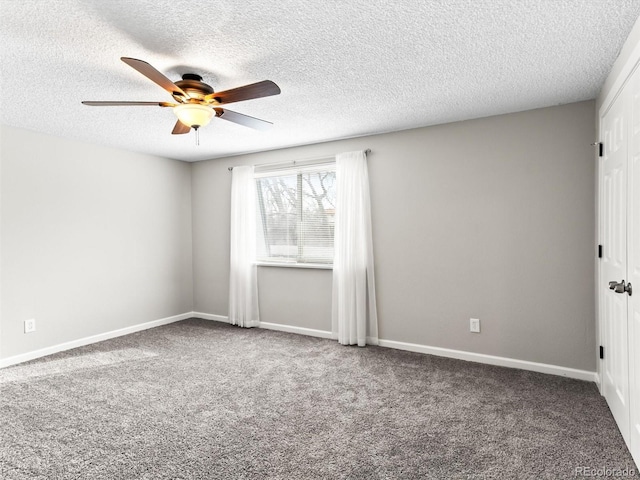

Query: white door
[601,80,630,445]
[628,64,640,467]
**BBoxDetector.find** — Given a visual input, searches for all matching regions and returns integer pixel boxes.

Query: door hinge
[592,142,603,157]
[600,345,604,359]
[598,244,603,258]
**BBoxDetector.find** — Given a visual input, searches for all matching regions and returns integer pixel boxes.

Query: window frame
[254,160,336,269]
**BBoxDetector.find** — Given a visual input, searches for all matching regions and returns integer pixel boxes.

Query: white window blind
[255,162,336,265]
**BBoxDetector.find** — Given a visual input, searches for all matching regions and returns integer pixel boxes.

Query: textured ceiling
[1,1,639,162]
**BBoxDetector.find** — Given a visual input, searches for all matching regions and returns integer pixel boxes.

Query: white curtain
[228,165,260,328]
[332,150,379,346]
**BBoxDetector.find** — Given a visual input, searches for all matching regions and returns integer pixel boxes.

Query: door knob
[609,280,632,296]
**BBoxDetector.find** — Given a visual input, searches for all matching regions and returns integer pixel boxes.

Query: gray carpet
[0,318,635,479]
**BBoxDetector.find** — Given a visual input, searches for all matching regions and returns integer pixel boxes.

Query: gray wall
[192,101,596,371]
[0,101,596,370]
[0,126,193,359]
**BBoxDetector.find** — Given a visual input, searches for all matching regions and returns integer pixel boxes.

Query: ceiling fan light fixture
[173,103,214,128]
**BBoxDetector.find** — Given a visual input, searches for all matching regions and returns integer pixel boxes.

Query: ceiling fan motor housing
[175,74,214,100]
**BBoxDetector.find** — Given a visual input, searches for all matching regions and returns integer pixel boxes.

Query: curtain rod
[228,149,371,171]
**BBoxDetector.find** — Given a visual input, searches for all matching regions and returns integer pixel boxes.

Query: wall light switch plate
[24,319,36,333]
[470,318,480,333]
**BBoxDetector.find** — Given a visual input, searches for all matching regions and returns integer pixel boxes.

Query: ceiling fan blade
[82,101,176,107]
[214,108,273,130]
[121,57,188,100]
[172,120,191,135]
[206,80,281,105]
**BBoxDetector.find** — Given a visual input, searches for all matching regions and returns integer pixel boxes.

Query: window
[255,163,336,266]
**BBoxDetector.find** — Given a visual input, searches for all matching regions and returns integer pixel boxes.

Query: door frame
[597,56,640,394]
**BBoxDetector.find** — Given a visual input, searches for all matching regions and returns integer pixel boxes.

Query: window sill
[256,261,333,270]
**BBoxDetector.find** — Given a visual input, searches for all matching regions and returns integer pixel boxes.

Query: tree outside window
[256,168,336,264]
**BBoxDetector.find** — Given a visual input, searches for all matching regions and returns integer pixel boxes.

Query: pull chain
[194,126,200,146]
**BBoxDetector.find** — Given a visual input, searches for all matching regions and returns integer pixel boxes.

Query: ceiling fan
[82,57,281,141]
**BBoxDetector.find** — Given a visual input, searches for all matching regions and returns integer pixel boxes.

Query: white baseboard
[194,313,596,382]
[0,312,192,369]
[258,321,334,339]
[191,312,333,339]
[378,339,597,382]
[192,312,230,323]
[2,311,598,384]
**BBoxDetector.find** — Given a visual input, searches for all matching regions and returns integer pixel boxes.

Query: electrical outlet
[470,318,480,333]
[24,319,36,333]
